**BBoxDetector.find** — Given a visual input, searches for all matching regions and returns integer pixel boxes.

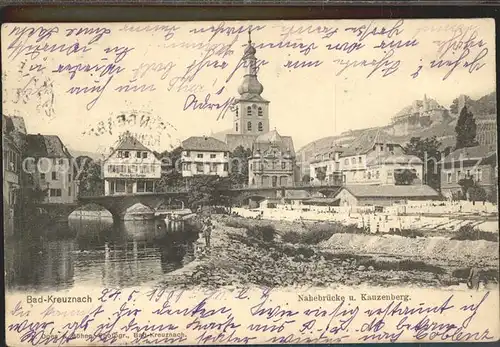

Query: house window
[124,151,130,158]
[368,172,372,179]
[146,181,154,192]
[447,172,452,183]
[281,162,286,169]
[258,122,263,131]
[68,187,72,196]
[137,180,145,192]
[247,106,252,116]
[197,153,203,159]
[476,169,482,182]
[344,159,349,165]
[466,169,471,177]
[351,158,356,164]
[223,163,228,171]
[117,151,123,158]
[235,123,238,132]
[68,174,72,182]
[116,180,126,192]
[224,152,227,158]
[376,171,380,179]
[49,189,62,197]
[142,152,148,159]
[235,107,238,118]
[52,172,57,180]
[258,107,263,116]
[41,173,45,180]
[210,154,216,159]
[457,170,461,181]
[210,163,217,172]
[358,157,362,163]
[136,151,141,158]
[247,121,252,131]
[197,163,203,172]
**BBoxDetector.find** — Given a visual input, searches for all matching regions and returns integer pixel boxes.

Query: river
[4,217,200,292]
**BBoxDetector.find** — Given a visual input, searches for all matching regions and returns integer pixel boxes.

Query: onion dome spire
[238,28,264,98]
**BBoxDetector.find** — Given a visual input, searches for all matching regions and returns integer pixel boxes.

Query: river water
[4,217,199,292]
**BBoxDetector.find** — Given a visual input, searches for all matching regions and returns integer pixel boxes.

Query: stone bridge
[78,192,189,222]
[75,183,342,221]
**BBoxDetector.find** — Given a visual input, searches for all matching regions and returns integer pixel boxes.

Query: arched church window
[247,121,252,131]
[236,123,238,132]
[235,107,238,118]
[247,106,252,116]
[258,107,263,116]
[258,122,263,131]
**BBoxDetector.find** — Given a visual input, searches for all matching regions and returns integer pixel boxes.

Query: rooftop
[182,136,229,152]
[441,145,497,164]
[25,134,73,158]
[341,184,440,198]
[115,133,151,151]
[341,129,397,157]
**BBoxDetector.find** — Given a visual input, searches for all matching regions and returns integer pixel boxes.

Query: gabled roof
[182,136,229,152]
[25,134,72,158]
[255,129,282,143]
[115,134,150,151]
[366,154,423,166]
[441,145,497,164]
[225,134,258,152]
[339,184,440,198]
[340,129,397,157]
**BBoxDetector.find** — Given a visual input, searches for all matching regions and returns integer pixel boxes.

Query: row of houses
[3,115,79,234]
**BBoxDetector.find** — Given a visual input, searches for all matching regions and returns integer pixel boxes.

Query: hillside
[297,92,496,165]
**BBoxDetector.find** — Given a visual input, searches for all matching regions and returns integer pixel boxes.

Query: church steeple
[233,29,270,136]
[237,29,264,99]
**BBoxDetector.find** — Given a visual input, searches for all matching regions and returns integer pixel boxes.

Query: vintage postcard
[2,18,499,345]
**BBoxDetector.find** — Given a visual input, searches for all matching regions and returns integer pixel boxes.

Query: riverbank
[157,215,499,290]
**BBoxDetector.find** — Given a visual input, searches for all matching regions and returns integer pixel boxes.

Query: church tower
[233,29,270,135]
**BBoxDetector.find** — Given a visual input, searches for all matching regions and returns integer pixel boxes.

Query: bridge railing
[78,186,189,198]
[229,180,343,190]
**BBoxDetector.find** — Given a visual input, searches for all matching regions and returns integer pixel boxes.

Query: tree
[155,146,184,192]
[469,186,487,204]
[458,176,475,199]
[229,145,252,185]
[185,176,233,209]
[455,105,479,150]
[315,167,326,183]
[450,96,471,114]
[404,136,442,189]
[75,156,104,196]
[394,169,418,185]
[302,174,311,184]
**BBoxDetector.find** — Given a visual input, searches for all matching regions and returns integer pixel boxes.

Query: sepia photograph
[2,17,499,345]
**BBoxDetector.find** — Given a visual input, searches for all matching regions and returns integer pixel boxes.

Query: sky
[2,18,496,156]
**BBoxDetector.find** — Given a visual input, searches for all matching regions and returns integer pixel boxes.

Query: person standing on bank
[203,216,212,249]
[467,261,481,290]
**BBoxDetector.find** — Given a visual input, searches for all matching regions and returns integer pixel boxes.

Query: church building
[225,30,296,188]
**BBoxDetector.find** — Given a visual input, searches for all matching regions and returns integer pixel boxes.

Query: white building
[103,134,161,195]
[25,134,79,204]
[339,129,423,185]
[309,145,343,184]
[181,136,229,177]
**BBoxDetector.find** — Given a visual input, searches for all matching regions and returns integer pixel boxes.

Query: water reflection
[5,217,199,291]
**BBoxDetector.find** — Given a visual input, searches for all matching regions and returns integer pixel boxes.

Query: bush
[451,225,499,242]
[245,225,276,243]
[224,219,249,229]
[281,223,364,245]
[281,230,302,244]
[387,229,424,238]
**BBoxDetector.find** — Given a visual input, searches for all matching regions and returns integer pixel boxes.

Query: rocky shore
[158,215,499,290]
